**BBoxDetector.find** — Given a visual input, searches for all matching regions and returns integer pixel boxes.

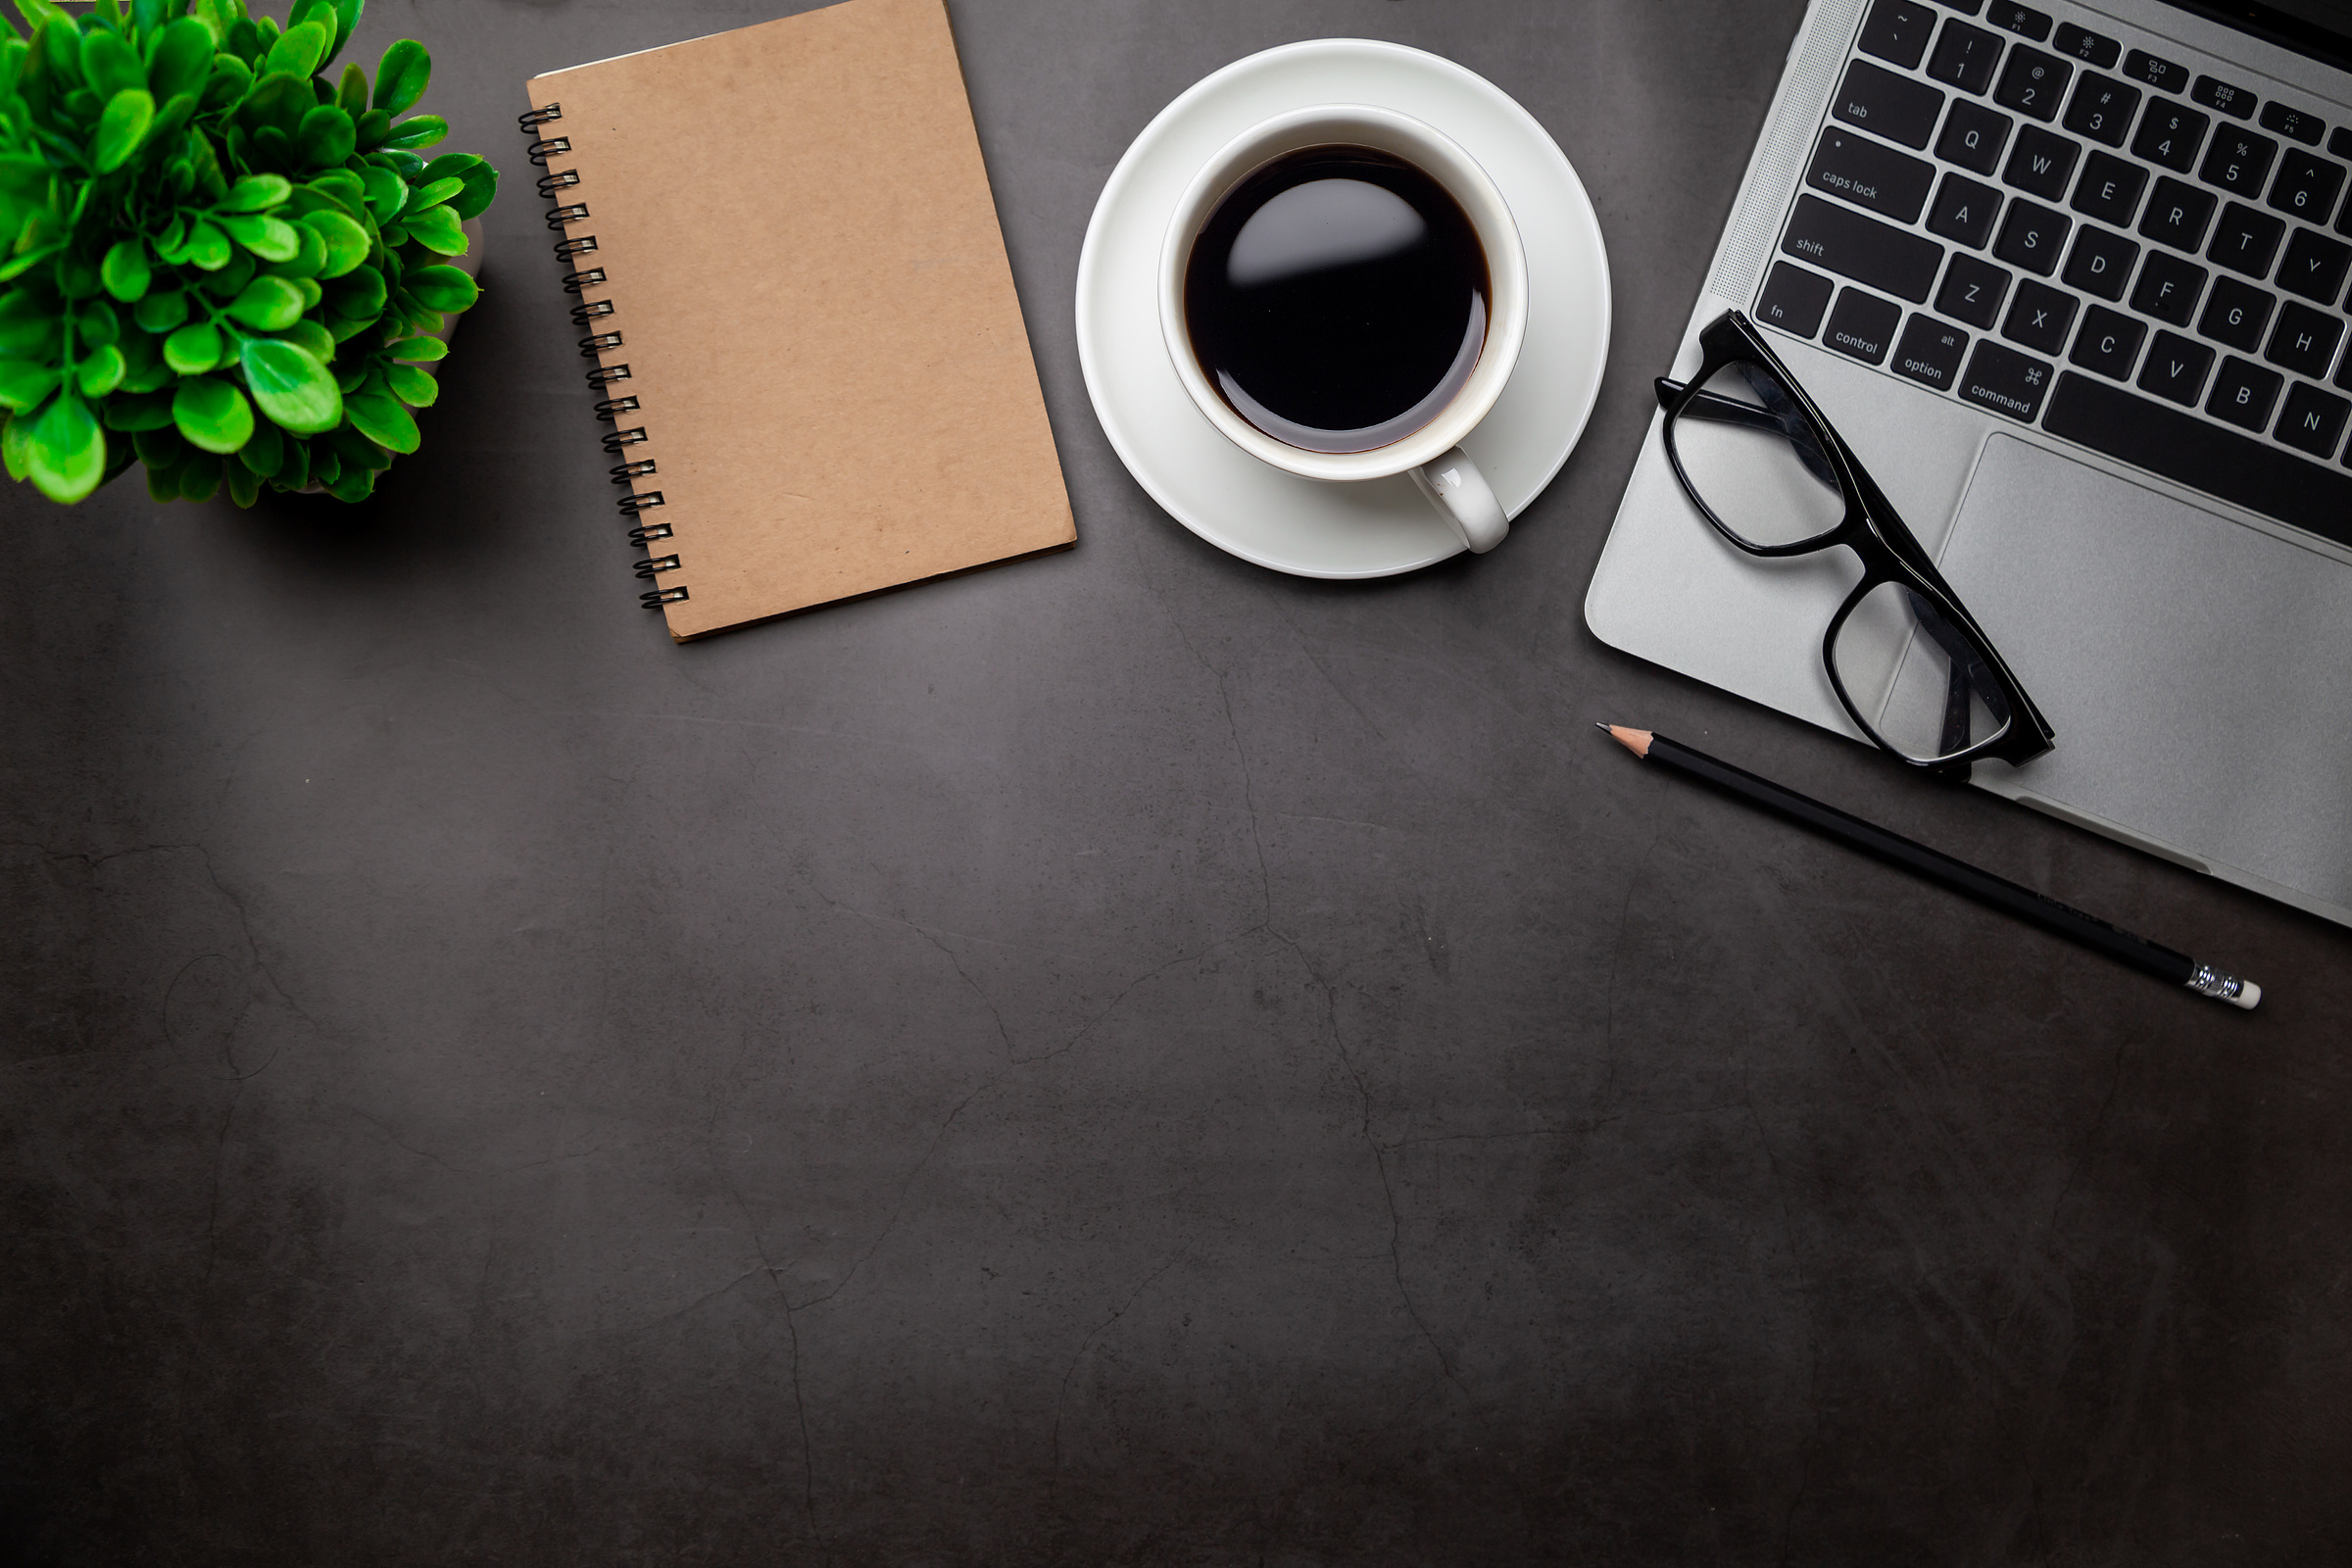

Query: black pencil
[1598,724,2260,1009]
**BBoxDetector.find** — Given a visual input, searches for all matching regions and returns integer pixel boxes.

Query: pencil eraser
[2230,980,2261,1010]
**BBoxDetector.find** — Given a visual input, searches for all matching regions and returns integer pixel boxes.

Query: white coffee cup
[1159,105,1528,554]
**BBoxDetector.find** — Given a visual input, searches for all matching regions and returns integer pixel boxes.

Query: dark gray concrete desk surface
[5,1,2349,1562]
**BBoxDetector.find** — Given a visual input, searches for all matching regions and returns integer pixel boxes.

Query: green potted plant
[0,0,496,506]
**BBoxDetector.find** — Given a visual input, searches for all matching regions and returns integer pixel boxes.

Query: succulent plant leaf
[240,333,338,433]
[27,389,104,502]
[93,87,153,172]
[403,264,473,315]
[172,372,253,452]
[371,36,425,115]
[101,237,150,301]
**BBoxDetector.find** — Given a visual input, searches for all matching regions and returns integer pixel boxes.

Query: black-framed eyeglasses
[1654,310,2055,775]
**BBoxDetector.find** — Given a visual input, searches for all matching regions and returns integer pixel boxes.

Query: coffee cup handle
[1409,449,1509,555]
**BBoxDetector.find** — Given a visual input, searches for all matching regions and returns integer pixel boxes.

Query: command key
[1959,339,2056,420]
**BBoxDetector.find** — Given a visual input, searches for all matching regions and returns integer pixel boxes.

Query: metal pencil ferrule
[2184,962,2247,1002]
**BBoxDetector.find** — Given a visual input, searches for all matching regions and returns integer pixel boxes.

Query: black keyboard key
[2002,277,2078,352]
[1936,252,2012,327]
[2137,176,2216,251]
[2197,275,2276,352]
[1833,60,1945,150]
[2278,226,2352,305]
[1891,314,1971,390]
[2122,49,2188,96]
[2269,149,2346,226]
[2334,127,2352,161]
[2199,125,2277,197]
[1858,0,1937,71]
[1959,338,2055,418]
[2208,202,2287,277]
[2132,252,2208,325]
[2051,23,2120,70]
[2265,302,2343,378]
[1986,3,2052,42]
[2192,75,2255,120]
[1823,287,1903,365]
[2071,151,2147,225]
[2002,123,2081,199]
[2136,330,2215,402]
[2277,380,2350,459]
[2061,224,2137,300]
[1927,171,2003,247]
[1936,99,2014,175]
[2259,102,2324,146]
[2207,356,2284,430]
[1927,19,2004,95]
[1806,126,1937,222]
[1780,194,1946,302]
[2132,101,2209,172]
[2043,371,2352,545]
[1943,0,1984,13]
[2061,74,2139,146]
[1992,46,2071,122]
[1756,262,1837,337]
[2069,305,2146,378]
[1993,198,2070,274]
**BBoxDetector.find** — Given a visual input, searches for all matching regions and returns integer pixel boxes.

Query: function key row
[1855,1,2331,160]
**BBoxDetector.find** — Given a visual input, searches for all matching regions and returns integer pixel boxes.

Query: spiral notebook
[521,0,1074,642]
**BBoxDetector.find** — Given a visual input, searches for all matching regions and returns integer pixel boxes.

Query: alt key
[1891,315,1970,390]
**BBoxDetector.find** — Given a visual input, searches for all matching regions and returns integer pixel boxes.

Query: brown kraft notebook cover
[526,0,1074,642]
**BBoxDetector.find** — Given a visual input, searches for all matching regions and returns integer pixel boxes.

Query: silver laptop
[1588,0,2352,928]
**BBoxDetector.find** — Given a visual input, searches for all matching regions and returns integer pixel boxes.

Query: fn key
[1756,263,1835,338]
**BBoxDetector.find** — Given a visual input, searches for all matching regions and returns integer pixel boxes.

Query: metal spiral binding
[524,102,686,615]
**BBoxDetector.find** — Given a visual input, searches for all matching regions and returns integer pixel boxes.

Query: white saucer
[1074,38,1611,578]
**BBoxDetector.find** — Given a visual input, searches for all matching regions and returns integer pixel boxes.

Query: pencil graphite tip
[1601,724,1653,759]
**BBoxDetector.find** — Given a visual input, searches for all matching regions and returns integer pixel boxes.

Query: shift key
[1781,193,1946,303]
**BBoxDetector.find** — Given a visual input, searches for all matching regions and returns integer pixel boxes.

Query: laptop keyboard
[1755,0,2352,549]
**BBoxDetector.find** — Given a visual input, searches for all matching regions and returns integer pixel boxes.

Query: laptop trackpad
[1941,434,2352,908]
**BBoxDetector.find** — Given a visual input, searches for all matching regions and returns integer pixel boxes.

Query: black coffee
[1185,145,1489,454]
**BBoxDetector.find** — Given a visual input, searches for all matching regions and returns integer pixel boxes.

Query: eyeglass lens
[1669,360,1845,550]
[1832,583,2014,763]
